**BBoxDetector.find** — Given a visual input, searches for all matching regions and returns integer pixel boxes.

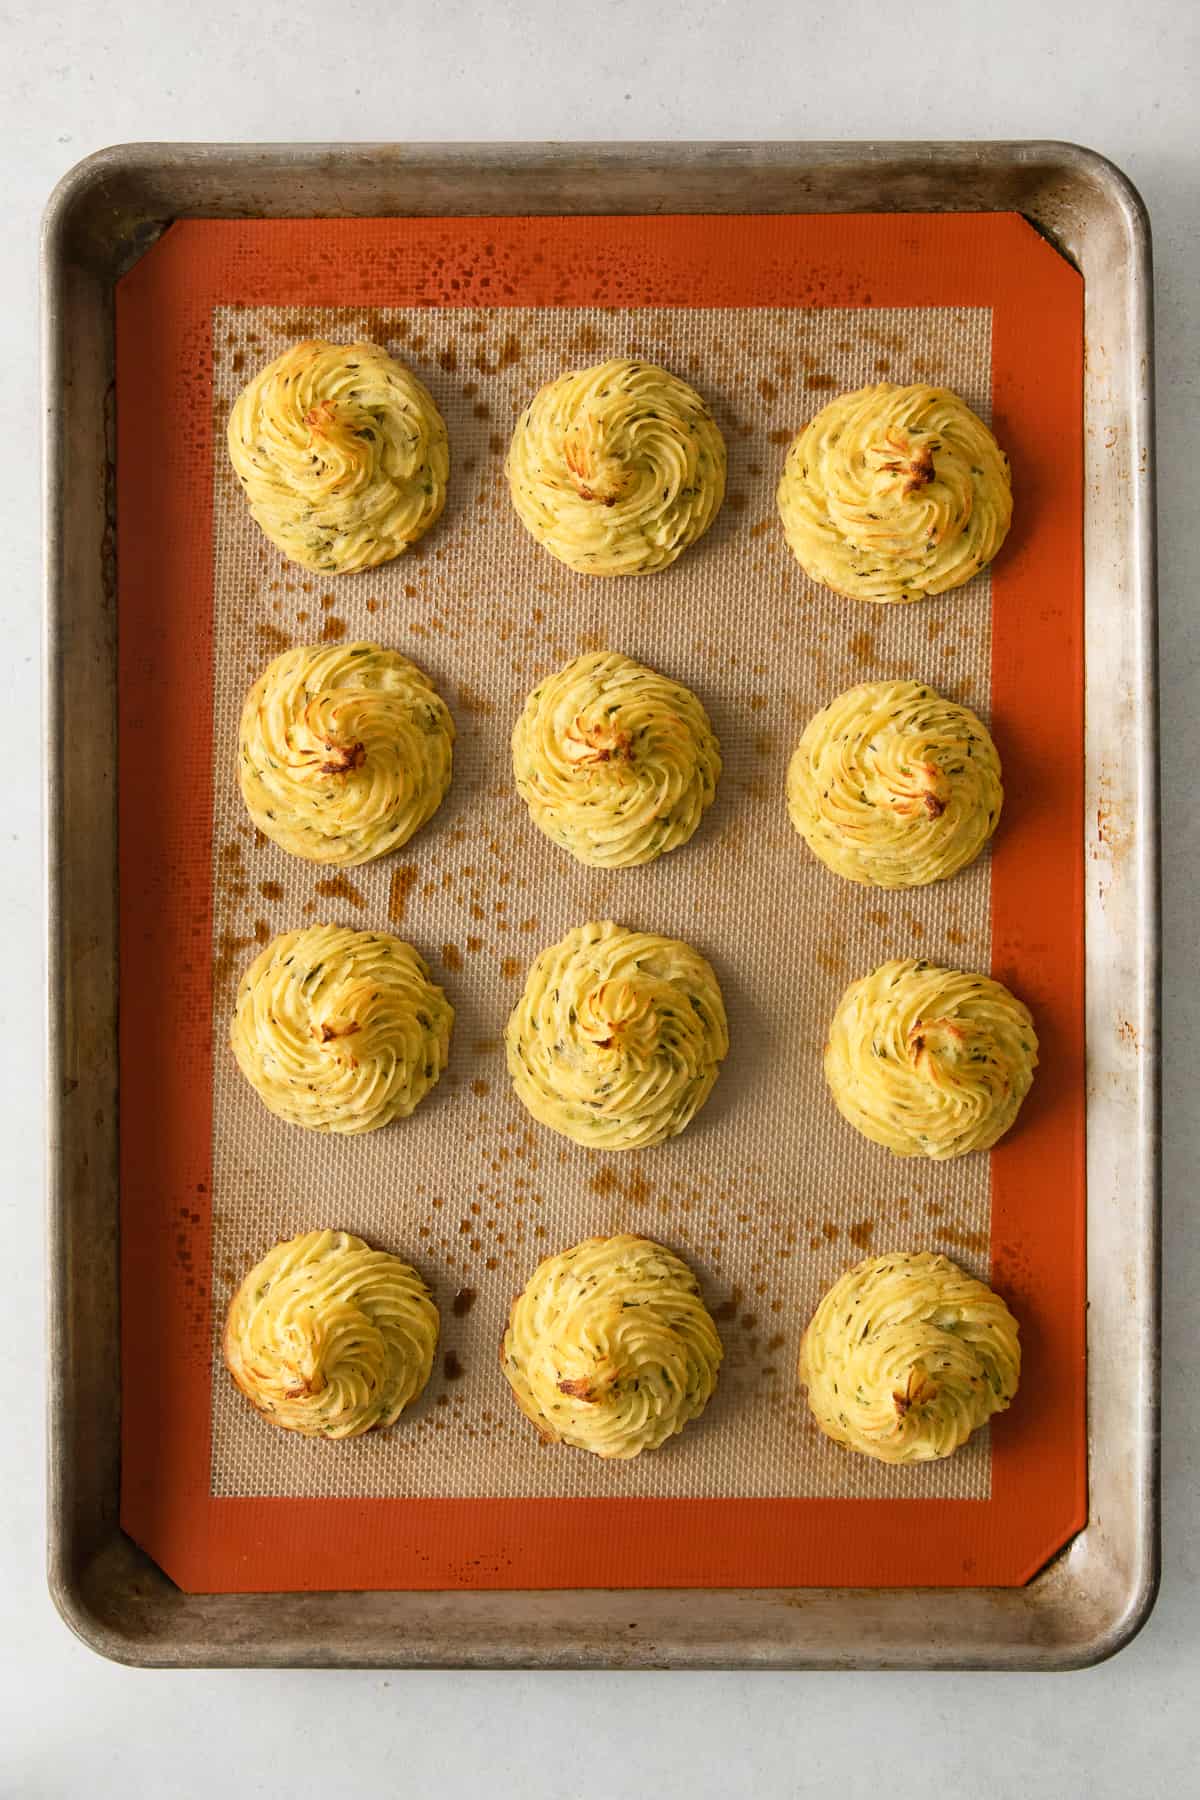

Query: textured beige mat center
[207,301,995,1501]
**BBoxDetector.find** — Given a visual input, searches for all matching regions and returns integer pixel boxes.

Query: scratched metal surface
[44,142,1157,1666]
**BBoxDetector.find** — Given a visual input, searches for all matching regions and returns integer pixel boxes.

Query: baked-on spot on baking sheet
[116,213,1085,1592]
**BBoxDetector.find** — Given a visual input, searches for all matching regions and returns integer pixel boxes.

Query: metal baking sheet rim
[42,140,1160,1670]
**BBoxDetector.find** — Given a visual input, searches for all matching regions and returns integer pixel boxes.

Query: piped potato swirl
[506,358,726,575]
[504,921,728,1150]
[776,382,1012,603]
[230,924,453,1134]
[238,641,454,866]
[512,651,721,867]
[824,957,1037,1159]
[798,1251,1021,1463]
[224,1229,439,1439]
[227,339,449,573]
[501,1234,723,1458]
[787,679,1002,887]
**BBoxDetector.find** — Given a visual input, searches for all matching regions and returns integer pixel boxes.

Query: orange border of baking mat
[117,213,1085,1592]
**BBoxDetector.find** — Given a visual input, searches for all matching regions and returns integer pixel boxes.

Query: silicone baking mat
[116,213,1085,1591]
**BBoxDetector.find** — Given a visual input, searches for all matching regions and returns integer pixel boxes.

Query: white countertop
[4,2,1196,1793]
